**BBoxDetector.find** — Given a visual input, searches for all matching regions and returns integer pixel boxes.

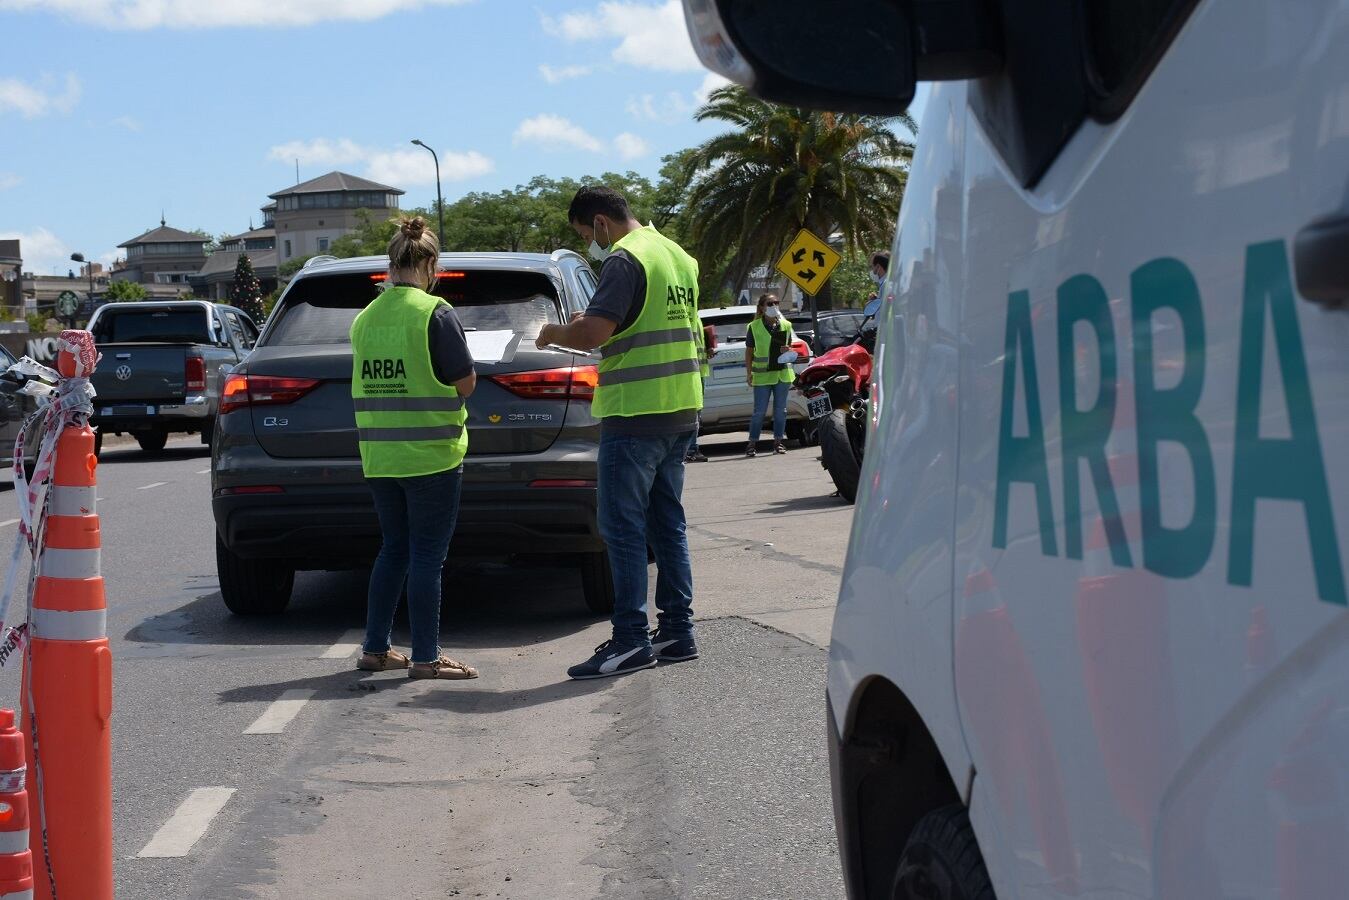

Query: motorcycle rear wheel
[819,408,861,503]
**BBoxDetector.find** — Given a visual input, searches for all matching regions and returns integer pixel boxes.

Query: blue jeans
[749,381,790,443]
[598,431,696,648]
[364,467,463,663]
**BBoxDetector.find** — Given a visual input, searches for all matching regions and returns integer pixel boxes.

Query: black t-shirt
[392,284,475,386]
[582,250,698,435]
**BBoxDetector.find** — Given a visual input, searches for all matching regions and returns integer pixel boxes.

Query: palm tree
[686,85,915,307]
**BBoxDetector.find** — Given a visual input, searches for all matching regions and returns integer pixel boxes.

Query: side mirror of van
[682,0,1002,114]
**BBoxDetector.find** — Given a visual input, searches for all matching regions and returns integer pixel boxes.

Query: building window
[284,240,292,258]
[317,238,329,253]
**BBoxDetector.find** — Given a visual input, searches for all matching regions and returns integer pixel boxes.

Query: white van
[685,1,1349,897]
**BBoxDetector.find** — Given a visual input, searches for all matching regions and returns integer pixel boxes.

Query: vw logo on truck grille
[115,364,132,381]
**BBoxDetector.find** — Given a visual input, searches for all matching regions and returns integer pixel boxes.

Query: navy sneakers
[650,628,699,663]
[567,640,657,680]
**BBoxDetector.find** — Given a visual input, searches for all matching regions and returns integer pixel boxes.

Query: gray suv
[211,251,611,615]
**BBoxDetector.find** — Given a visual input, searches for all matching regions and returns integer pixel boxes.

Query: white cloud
[0,73,81,119]
[266,138,492,187]
[626,73,731,124]
[614,132,650,160]
[513,114,604,153]
[0,173,19,191]
[625,91,692,124]
[111,115,141,131]
[695,72,731,102]
[0,0,473,29]
[267,138,367,167]
[541,1,701,73]
[538,64,592,84]
[0,227,71,275]
[366,148,494,186]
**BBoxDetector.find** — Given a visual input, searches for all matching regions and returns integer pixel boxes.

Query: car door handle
[1295,213,1349,309]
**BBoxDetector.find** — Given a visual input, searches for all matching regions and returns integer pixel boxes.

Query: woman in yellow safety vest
[744,293,797,457]
[349,217,479,680]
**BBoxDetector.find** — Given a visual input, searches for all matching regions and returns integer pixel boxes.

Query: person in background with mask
[350,216,479,680]
[868,250,890,301]
[745,292,796,457]
[535,186,704,680]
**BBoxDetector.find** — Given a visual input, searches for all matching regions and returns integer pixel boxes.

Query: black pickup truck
[87,301,260,453]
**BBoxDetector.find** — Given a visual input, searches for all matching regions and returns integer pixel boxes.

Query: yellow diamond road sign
[775,228,842,297]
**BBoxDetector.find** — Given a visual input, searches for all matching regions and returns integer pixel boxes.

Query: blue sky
[0,0,923,276]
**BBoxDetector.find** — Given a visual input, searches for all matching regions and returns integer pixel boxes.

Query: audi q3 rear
[210,252,613,616]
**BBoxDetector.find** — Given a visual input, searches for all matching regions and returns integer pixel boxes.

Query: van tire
[580,550,615,615]
[819,409,860,503]
[891,805,995,900]
[136,430,168,454]
[92,429,102,458]
[216,535,294,616]
[200,418,215,447]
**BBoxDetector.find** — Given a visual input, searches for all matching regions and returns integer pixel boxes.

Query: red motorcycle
[794,302,878,503]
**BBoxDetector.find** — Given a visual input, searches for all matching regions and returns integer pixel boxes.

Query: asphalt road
[0,429,854,899]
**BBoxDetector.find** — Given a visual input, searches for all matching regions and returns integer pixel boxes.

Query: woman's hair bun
[401,217,426,240]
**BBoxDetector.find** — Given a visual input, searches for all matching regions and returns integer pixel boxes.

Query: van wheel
[891,805,995,900]
[200,418,215,446]
[136,430,168,454]
[819,409,860,503]
[92,429,102,458]
[216,535,294,615]
[580,550,615,615]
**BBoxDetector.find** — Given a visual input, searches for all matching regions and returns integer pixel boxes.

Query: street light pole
[71,252,94,325]
[410,139,445,252]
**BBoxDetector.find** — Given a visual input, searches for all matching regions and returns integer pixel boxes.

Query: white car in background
[698,306,814,445]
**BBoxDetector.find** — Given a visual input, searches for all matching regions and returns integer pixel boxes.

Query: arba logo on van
[993,239,1344,606]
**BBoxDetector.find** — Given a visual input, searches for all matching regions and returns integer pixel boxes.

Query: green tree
[686,85,914,309]
[229,254,266,322]
[104,280,148,302]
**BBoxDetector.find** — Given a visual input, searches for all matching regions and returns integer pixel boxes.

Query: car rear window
[703,314,755,345]
[92,308,211,344]
[262,270,563,347]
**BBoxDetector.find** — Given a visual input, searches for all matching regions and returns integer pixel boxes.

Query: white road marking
[243,689,316,735]
[196,468,211,475]
[137,481,168,490]
[0,519,17,528]
[321,629,364,660]
[136,787,236,858]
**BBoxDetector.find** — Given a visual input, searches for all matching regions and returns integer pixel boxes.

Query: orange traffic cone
[21,333,111,900]
[0,710,33,900]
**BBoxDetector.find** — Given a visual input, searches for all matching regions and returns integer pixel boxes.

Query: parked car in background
[789,308,867,355]
[698,306,815,445]
[211,251,612,616]
[87,300,259,454]
[0,343,37,465]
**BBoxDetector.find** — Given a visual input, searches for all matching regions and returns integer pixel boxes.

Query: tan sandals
[409,656,479,680]
[356,649,477,680]
[357,649,411,672]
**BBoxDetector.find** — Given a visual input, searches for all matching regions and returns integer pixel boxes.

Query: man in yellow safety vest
[536,186,704,680]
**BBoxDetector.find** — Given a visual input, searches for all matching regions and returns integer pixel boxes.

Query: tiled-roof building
[269,171,403,265]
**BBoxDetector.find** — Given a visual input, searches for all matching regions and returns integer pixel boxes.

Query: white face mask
[764,305,781,320]
[588,218,612,262]
[873,272,885,287]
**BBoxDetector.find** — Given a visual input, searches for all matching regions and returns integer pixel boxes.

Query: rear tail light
[219,374,321,415]
[491,365,598,401]
[185,354,206,392]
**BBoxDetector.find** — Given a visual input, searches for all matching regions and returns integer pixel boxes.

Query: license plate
[807,395,833,420]
[103,405,155,416]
